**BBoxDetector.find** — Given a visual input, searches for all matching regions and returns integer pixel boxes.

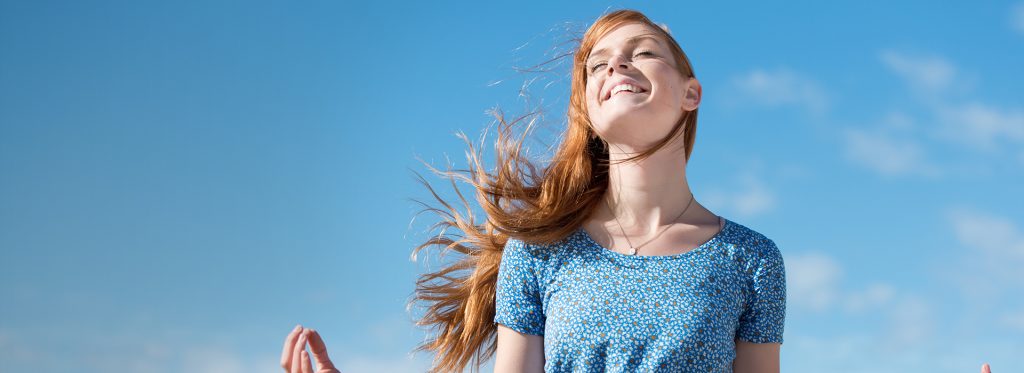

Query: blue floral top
[494,217,786,372]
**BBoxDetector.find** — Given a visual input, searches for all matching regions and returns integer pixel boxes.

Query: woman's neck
[602,144,703,233]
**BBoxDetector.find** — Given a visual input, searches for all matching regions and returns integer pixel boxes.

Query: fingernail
[294,324,302,332]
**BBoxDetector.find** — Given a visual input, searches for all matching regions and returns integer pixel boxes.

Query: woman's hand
[280,324,341,373]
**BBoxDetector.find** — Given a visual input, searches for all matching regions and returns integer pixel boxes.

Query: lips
[603,78,648,101]
[611,88,643,97]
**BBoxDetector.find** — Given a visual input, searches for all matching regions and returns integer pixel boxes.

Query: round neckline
[576,217,731,260]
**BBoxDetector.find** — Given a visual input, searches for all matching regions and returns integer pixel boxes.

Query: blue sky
[1,1,1022,372]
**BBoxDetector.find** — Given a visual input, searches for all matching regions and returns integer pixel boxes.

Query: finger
[307,329,338,371]
[291,330,309,373]
[280,325,303,371]
[982,363,991,373]
[301,350,314,373]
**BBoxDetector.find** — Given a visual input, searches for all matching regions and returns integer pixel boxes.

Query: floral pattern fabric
[494,217,786,372]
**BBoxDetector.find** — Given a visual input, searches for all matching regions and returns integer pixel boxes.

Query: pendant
[628,247,637,255]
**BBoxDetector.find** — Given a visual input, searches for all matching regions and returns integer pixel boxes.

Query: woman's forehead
[588,24,664,59]
[594,23,661,46]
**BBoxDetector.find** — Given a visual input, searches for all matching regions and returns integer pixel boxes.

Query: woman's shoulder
[720,217,783,260]
[502,228,584,264]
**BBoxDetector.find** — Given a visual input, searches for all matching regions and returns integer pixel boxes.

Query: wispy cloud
[947,207,1024,263]
[1001,308,1024,332]
[786,252,843,312]
[842,282,896,314]
[785,331,1017,373]
[879,50,957,94]
[732,176,776,217]
[703,168,778,218]
[935,103,1024,152]
[841,125,942,177]
[181,348,267,373]
[338,354,433,372]
[786,249,903,315]
[846,50,1024,179]
[879,50,1024,154]
[783,250,948,364]
[942,206,1024,308]
[884,295,936,349]
[0,326,280,373]
[728,68,829,114]
[786,296,941,371]
[840,111,943,177]
[1013,3,1024,35]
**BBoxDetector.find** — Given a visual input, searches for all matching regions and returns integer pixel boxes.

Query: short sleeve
[737,238,786,344]
[493,238,546,336]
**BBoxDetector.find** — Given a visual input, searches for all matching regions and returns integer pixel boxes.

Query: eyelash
[590,50,654,73]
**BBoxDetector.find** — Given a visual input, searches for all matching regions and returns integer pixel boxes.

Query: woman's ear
[681,77,702,111]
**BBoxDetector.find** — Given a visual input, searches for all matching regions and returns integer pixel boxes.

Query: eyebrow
[586,34,664,64]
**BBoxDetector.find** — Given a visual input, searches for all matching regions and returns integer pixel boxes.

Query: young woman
[279,9,995,373]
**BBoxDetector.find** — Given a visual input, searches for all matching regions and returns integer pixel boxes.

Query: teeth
[611,84,641,96]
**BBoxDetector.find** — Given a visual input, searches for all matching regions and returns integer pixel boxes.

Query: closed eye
[589,51,656,73]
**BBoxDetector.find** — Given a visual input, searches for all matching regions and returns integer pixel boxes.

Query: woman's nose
[605,54,631,74]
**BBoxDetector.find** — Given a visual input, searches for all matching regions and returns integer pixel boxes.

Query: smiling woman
[278,8,995,373]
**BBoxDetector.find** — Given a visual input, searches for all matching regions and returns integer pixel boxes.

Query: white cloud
[787,251,900,315]
[0,326,281,373]
[703,169,777,218]
[879,50,957,94]
[0,329,43,368]
[846,51,1024,177]
[786,252,843,311]
[1001,309,1024,332]
[732,173,777,217]
[366,313,420,348]
[729,68,829,114]
[1013,3,1024,35]
[942,207,1024,305]
[936,103,1024,152]
[773,245,1011,370]
[338,354,433,372]
[842,283,896,314]
[947,207,1024,263]
[841,126,942,177]
[783,334,871,372]
[878,51,1024,155]
[181,348,253,373]
[785,331,1020,373]
[884,295,936,349]
[91,341,279,373]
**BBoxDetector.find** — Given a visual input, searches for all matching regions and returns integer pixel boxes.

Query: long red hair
[408,9,699,372]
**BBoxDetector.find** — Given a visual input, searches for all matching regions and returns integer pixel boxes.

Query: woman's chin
[600,107,654,125]
[601,111,671,131]
[599,128,673,148]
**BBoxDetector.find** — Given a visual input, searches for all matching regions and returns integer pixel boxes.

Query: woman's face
[584,23,700,151]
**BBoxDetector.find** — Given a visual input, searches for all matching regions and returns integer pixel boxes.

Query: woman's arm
[732,340,780,373]
[494,324,544,373]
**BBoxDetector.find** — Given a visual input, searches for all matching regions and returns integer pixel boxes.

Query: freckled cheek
[664,82,680,102]
[655,76,683,102]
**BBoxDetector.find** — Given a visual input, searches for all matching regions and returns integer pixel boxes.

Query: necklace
[603,193,695,255]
